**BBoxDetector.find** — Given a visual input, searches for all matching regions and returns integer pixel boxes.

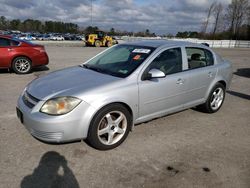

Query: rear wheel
[94,40,101,47]
[12,57,32,74]
[87,104,132,150]
[198,83,225,113]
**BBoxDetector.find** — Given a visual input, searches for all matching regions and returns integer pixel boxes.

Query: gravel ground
[0,46,249,188]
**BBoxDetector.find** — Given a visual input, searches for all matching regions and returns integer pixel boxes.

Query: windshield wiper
[81,64,90,69]
[81,64,103,73]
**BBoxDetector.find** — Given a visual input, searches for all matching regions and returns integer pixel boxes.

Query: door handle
[208,72,213,78]
[176,78,184,84]
[8,48,13,52]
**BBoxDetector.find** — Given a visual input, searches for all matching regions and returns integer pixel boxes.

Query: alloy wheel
[210,87,224,110]
[14,58,31,73]
[97,111,127,145]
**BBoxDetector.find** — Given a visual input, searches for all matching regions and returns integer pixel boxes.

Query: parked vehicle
[17,40,232,150]
[84,30,115,47]
[63,34,82,41]
[19,34,35,41]
[0,35,49,74]
[37,34,50,41]
[50,35,64,41]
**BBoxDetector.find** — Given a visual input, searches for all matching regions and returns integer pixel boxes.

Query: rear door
[182,47,217,107]
[138,47,187,121]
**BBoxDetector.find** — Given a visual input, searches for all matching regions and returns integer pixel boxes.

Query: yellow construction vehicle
[84,30,116,47]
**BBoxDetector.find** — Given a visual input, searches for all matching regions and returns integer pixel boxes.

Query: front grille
[22,91,40,108]
[30,129,63,141]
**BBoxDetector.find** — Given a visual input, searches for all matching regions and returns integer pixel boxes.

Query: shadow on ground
[20,151,79,188]
[234,68,250,78]
[0,66,49,75]
[227,90,250,100]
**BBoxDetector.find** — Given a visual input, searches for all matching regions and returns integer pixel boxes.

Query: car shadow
[32,66,50,72]
[0,69,10,74]
[227,90,250,100]
[20,151,80,188]
[234,68,250,78]
[0,66,49,74]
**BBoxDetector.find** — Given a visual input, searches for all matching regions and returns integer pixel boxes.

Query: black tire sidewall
[12,57,32,74]
[106,41,111,47]
[87,104,132,150]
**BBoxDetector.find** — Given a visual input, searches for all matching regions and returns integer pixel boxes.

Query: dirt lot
[0,46,249,188]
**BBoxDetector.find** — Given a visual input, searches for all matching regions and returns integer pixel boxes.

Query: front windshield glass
[83,44,155,78]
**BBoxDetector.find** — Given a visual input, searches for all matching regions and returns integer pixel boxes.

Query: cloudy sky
[0,0,231,34]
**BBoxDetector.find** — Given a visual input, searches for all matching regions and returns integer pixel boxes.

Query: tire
[94,40,101,47]
[87,104,132,150]
[198,83,225,113]
[106,41,112,47]
[12,57,32,74]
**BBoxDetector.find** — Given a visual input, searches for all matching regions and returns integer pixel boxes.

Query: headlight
[40,97,81,115]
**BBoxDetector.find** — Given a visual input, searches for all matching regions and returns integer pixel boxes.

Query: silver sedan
[17,40,232,150]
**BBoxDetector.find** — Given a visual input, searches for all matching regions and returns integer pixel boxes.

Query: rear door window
[186,47,214,69]
[0,38,11,47]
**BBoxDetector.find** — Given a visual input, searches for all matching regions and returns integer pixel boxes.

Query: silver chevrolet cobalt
[17,40,232,150]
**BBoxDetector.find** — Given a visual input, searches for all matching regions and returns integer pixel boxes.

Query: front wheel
[94,40,101,47]
[106,41,112,47]
[87,104,132,150]
[198,83,225,113]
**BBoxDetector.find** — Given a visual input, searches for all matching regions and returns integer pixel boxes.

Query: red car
[0,35,49,74]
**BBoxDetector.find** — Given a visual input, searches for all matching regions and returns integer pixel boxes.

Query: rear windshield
[12,37,34,45]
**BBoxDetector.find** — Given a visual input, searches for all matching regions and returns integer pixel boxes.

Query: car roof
[123,39,206,49]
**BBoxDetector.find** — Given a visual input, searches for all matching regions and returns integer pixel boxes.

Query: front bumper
[17,94,95,143]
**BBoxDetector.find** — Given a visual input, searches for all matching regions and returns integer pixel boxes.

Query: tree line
[200,0,249,40]
[0,16,78,33]
[175,0,249,40]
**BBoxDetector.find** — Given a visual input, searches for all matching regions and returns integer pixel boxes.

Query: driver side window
[148,48,182,75]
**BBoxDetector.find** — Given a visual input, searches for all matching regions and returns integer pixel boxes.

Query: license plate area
[16,107,23,123]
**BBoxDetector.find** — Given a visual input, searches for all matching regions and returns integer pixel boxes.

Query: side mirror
[147,69,166,79]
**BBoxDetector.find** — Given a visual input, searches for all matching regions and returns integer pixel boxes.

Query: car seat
[189,53,206,69]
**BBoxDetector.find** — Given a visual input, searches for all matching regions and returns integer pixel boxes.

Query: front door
[138,47,186,121]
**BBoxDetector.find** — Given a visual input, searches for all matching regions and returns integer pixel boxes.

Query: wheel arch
[85,101,134,138]
[205,78,227,100]
[92,101,134,122]
[218,80,226,88]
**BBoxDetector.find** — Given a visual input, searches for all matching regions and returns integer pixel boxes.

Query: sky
[0,0,232,34]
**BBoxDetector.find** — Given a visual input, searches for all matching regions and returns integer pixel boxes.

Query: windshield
[83,44,155,78]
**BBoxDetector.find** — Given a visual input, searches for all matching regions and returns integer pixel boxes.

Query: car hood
[27,66,121,100]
